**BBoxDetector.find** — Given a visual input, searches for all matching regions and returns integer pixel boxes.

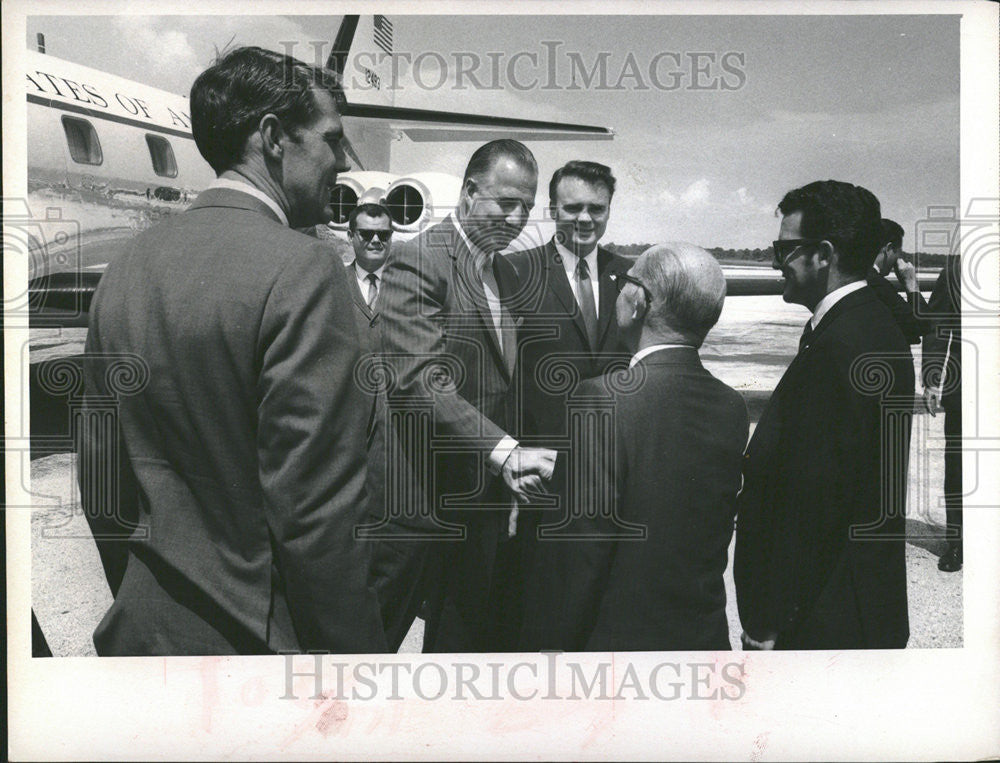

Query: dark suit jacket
[517,348,748,651]
[344,264,387,513]
[378,216,523,651]
[506,241,632,441]
[866,268,929,344]
[734,285,914,649]
[921,257,961,412]
[80,187,385,655]
[344,263,431,651]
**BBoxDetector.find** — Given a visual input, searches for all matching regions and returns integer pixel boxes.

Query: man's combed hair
[549,160,617,203]
[190,46,344,174]
[635,243,726,347]
[881,218,905,249]
[777,180,883,276]
[348,203,393,231]
[462,139,538,184]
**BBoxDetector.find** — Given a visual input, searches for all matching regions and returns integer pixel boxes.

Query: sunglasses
[772,238,822,266]
[354,229,393,243]
[609,271,653,303]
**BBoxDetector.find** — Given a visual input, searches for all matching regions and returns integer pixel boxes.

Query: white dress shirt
[553,238,600,318]
[208,176,289,227]
[629,343,694,368]
[452,215,505,347]
[449,215,518,475]
[810,280,867,330]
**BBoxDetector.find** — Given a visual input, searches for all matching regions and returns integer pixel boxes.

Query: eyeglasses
[772,238,822,266]
[354,229,393,243]
[610,271,653,303]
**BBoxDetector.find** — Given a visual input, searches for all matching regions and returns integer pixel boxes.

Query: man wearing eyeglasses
[734,180,915,650]
[508,160,633,649]
[379,139,557,652]
[347,198,394,308]
[516,243,748,651]
[341,196,421,650]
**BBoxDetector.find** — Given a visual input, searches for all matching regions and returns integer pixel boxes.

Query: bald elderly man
[518,243,749,651]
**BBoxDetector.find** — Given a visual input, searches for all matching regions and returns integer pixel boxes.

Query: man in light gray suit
[379,140,556,652]
[79,47,386,655]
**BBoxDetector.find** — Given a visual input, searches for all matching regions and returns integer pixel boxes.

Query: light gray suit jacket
[81,187,386,655]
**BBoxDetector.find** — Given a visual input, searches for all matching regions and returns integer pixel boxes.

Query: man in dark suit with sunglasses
[341,196,428,650]
[735,180,914,650]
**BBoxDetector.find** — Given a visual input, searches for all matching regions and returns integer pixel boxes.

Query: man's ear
[632,292,648,321]
[259,113,284,162]
[458,178,477,216]
[816,240,836,267]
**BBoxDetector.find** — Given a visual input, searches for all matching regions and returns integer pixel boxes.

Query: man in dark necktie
[517,243,749,651]
[506,161,632,649]
[379,139,556,652]
[735,180,914,650]
[347,194,392,311]
[340,195,426,649]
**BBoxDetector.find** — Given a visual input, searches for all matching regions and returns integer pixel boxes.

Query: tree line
[604,243,957,268]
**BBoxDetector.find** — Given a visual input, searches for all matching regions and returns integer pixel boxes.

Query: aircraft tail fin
[327,14,396,108]
[327,15,612,141]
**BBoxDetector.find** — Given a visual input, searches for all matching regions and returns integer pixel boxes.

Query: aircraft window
[61,116,103,165]
[146,135,178,178]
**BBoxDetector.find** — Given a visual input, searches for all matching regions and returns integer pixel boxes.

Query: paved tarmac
[29,412,962,656]
[25,285,963,655]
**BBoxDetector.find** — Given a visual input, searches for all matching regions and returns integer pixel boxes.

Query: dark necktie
[799,319,813,352]
[577,258,598,350]
[366,272,378,309]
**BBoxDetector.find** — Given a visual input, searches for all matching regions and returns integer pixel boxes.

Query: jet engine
[326,171,399,230]
[383,172,463,235]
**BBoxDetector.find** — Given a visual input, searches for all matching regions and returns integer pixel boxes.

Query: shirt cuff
[487,435,519,475]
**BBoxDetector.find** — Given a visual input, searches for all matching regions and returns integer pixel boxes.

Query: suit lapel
[449,222,508,377]
[546,242,590,348]
[344,263,375,321]
[595,247,619,350]
[772,286,872,400]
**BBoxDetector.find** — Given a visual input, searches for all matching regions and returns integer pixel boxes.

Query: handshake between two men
[500,446,558,503]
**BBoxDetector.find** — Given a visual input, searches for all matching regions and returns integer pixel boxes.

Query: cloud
[679,178,710,206]
[606,177,780,249]
[654,178,712,210]
[113,17,201,93]
[735,187,775,215]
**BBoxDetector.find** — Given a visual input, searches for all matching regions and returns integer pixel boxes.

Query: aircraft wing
[339,102,613,142]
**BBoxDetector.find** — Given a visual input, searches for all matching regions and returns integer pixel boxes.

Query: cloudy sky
[25,12,959,248]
